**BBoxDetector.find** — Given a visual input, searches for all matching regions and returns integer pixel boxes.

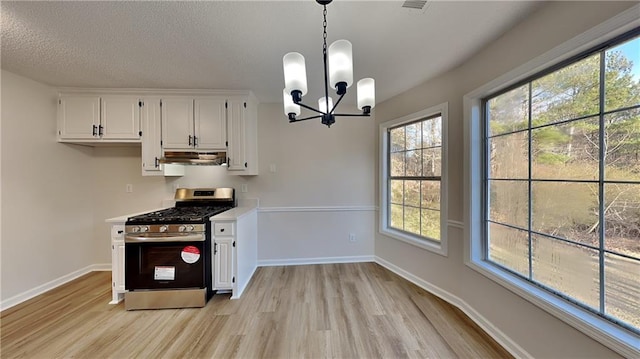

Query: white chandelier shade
[318,96,334,113]
[283,89,301,117]
[328,39,354,91]
[283,52,308,96]
[357,78,375,110]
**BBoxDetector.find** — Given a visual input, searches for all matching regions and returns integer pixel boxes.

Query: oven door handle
[125,233,205,243]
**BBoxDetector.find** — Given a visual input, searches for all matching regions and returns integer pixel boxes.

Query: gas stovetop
[126,206,233,224]
[126,187,235,225]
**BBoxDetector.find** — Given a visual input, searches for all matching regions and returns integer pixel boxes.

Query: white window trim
[463,5,640,357]
[379,102,449,257]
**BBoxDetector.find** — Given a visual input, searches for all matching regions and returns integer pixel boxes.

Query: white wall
[374,2,634,358]
[1,70,95,302]
[251,104,376,263]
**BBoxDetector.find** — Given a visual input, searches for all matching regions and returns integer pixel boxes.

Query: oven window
[126,242,206,290]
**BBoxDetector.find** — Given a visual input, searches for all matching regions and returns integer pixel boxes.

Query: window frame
[380,103,449,256]
[463,7,640,357]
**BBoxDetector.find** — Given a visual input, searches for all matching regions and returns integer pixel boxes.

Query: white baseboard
[0,263,108,311]
[374,256,532,359]
[91,263,112,271]
[258,255,375,267]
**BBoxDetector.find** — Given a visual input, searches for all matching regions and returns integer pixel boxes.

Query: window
[484,32,640,335]
[465,17,640,357]
[380,103,448,255]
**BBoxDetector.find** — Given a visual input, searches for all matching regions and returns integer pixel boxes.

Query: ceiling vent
[402,0,428,10]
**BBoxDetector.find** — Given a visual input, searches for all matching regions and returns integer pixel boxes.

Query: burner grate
[127,206,232,224]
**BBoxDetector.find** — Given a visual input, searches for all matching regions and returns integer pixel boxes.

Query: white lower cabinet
[211,209,257,298]
[110,223,126,304]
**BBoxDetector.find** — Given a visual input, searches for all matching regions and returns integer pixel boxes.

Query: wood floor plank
[1,263,513,359]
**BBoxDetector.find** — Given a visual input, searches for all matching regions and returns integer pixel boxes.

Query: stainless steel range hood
[159,151,227,166]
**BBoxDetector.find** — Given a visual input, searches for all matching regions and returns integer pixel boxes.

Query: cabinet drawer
[111,225,125,240]
[214,222,234,236]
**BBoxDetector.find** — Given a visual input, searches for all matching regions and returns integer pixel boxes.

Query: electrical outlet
[126,184,133,193]
[269,164,277,173]
[241,184,248,193]
[349,233,356,242]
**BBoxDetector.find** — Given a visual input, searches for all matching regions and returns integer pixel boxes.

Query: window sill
[380,227,447,257]
[466,258,640,358]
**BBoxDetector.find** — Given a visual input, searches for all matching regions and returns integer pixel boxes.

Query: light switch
[126,184,133,193]
[241,184,248,193]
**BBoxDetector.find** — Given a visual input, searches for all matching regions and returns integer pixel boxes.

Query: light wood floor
[1,263,512,358]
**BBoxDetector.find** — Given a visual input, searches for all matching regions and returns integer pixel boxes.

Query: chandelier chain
[322,5,327,56]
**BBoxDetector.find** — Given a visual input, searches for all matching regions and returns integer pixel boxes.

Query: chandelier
[282,0,375,128]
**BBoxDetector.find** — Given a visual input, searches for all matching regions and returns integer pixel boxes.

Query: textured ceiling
[1,1,540,105]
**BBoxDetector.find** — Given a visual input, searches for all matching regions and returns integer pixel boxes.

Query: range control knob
[178,225,186,232]
[186,225,195,232]
[159,225,168,233]
[140,226,149,233]
[131,226,140,233]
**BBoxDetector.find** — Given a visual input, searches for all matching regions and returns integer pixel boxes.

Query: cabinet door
[101,96,141,140]
[226,99,247,171]
[141,98,162,174]
[58,95,100,140]
[113,242,126,291]
[161,98,194,149]
[214,237,234,290]
[194,97,227,150]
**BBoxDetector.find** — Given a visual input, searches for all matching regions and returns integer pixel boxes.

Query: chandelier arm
[332,113,371,117]
[296,101,326,115]
[290,114,324,123]
[329,92,345,114]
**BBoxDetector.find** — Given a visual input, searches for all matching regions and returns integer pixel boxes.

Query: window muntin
[388,115,443,242]
[484,34,640,333]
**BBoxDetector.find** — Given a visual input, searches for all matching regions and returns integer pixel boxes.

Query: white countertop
[211,198,259,221]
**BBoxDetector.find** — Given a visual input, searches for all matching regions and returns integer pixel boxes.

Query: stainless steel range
[124,187,235,310]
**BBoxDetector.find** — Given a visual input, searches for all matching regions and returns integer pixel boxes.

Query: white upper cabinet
[194,97,227,150]
[101,96,141,140]
[57,94,141,142]
[162,96,226,151]
[226,99,246,171]
[227,94,258,175]
[161,97,194,149]
[56,89,257,177]
[57,95,100,140]
[141,98,162,173]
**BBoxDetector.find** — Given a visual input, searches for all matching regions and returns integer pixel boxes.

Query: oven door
[125,234,208,291]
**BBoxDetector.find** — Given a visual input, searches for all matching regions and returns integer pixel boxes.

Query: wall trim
[0,263,109,311]
[447,220,464,229]
[258,255,375,267]
[258,206,377,213]
[374,256,533,359]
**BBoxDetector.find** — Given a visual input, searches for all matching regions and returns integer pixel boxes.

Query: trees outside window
[389,116,443,241]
